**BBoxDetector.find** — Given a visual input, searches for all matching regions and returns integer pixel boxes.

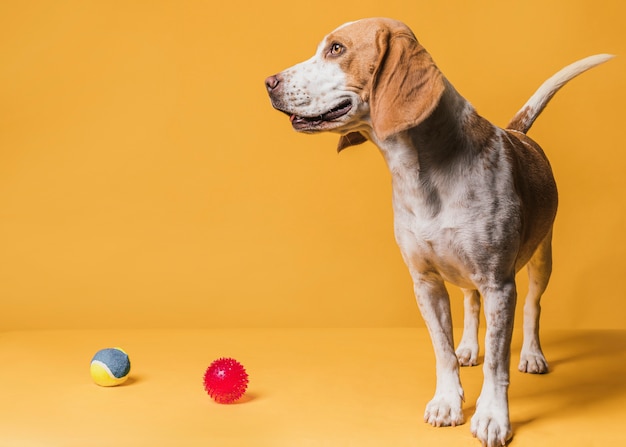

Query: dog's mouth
[288,100,353,131]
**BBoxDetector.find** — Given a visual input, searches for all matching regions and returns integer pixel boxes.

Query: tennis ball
[90,347,131,387]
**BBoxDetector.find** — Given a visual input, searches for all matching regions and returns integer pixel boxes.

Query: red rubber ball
[203,357,249,404]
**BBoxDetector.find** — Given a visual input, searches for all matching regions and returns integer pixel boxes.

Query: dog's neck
[374,79,496,176]
[372,79,497,216]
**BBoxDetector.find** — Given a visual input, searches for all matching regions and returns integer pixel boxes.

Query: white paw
[456,343,479,367]
[424,391,464,427]
[471,404,512,447]
[518,349,548,374]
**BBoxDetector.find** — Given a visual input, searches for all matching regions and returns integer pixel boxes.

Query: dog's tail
[507,54,614,134]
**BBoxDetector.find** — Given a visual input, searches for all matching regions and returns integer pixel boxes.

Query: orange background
[1,0,625,331]
[1,3,626,446]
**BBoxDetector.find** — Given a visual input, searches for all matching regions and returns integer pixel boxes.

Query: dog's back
[505,53,613,267]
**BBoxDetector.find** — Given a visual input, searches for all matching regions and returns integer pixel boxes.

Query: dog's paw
[518,346,549,374]
[470,405,512,447]
[424,391,464,427]
[456,343,479,367]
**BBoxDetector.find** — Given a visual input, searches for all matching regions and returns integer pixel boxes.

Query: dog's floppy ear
[370,29,445,141]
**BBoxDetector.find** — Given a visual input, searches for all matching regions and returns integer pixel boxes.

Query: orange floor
[1,328,625,446]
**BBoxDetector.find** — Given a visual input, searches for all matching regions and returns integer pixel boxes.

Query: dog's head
[265,18,445,151]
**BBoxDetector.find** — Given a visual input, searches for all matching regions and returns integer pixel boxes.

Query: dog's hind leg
[518,228,553,374]
[456,288,481,367]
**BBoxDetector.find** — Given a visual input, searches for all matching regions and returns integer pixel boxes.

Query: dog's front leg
[471,281,516,447]
[414,276,465,427]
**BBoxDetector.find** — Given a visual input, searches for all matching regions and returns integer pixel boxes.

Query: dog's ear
[337,131,368,152]
[370,29,445,141]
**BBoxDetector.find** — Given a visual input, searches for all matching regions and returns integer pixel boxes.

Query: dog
[265,17,612,446]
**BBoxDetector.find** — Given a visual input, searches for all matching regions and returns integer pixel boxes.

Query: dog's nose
[265,74,281,92]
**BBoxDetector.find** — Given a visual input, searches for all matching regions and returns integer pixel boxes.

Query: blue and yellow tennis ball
[90,348,131,387]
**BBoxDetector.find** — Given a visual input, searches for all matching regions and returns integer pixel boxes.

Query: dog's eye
[329,43,345,56]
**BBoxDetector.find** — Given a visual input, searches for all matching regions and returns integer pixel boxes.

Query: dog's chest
[389,163,519,286]
[393,191,474,281]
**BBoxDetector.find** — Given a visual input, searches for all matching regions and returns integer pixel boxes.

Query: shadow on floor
[510,330,626,427]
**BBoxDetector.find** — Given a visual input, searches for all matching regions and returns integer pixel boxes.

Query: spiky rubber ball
[203,357,248,404]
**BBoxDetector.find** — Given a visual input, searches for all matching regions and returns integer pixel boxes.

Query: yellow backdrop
[1,0,624,330]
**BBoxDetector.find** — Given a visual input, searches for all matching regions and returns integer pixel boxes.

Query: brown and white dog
[265,17,611,446]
